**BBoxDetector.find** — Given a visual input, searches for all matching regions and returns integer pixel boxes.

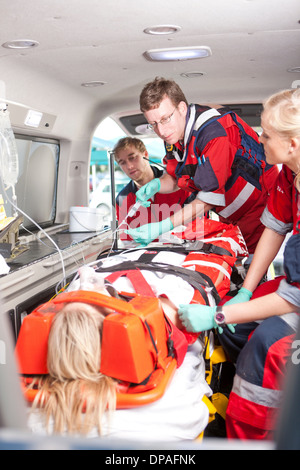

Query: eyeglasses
[147,107,177,130]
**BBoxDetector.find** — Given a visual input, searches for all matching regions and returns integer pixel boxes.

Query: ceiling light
[181,72,206,78]
[143,25,181,35]
[81,81,107,87]
[144,46,211,62]
[287,67,300,73]
[24,110,43,128]
[2,39,39,49]
[135,124,154,135]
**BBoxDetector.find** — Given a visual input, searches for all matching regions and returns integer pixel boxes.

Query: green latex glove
[224,287,252,306]
[178,304,236,334]
[135,178,161,207]
[178,304,217,333]
[222,287,252,330]
[125,218,173,246]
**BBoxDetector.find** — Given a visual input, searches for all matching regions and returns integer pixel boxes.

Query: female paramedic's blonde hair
[30,302,117,435]
[263,88,300,190]
[262,88,300,139]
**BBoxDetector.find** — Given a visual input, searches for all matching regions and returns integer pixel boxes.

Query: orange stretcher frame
[21,357,177,409]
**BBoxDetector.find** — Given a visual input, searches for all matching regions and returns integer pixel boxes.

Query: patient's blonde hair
[30,302,117,435]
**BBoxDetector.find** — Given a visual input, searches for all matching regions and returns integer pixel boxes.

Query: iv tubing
[0,168,67,292]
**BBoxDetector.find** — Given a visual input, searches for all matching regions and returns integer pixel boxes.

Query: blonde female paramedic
[178,88,300,440]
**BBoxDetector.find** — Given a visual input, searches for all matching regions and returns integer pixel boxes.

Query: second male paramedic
[114,137,193,241]
[126,77,279,254]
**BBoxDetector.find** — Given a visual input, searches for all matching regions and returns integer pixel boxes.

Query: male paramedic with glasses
[126,77,279,261]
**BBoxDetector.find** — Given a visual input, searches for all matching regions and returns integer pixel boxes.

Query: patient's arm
[159,297,184,330]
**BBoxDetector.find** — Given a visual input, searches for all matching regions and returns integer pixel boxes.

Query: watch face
[216,312,225,323]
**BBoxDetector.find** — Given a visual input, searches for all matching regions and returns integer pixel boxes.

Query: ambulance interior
[0,0,300,449]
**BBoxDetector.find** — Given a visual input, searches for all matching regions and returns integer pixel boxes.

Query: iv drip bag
[0,81,19,188]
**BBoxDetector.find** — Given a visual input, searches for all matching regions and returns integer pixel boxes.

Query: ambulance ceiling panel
[0,0,299,136]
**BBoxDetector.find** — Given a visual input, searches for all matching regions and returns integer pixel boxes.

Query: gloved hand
[135,178,161,207]
[178,304,236,334]
[224,287,252,306]
[125,218,173,246]
[178,305,217,333]
[221,287,252,331]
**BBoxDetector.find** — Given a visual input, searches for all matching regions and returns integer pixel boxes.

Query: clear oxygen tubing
[96,201,142,260]
[0,175,67,293]
[53,201,142,292]
[18,199,141,292]
[63,201,157,291]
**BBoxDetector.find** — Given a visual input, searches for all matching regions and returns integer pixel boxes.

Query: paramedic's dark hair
[113,137,147,160]
[139,77,188,112]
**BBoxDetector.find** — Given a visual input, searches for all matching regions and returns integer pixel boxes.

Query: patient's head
[30,301,117,435]
[47,302,106,382]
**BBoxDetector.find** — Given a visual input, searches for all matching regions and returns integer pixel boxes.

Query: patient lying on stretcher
[20,219,248,441]
[23,277,212,441]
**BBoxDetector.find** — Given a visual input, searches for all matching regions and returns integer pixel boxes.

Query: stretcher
[16,219,248,411]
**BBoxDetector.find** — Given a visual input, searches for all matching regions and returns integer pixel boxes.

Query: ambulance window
[5,135,59,231]
[89,117,126,197]
[89,117,127,216]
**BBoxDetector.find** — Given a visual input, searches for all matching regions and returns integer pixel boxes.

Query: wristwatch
[214,306,227,328]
